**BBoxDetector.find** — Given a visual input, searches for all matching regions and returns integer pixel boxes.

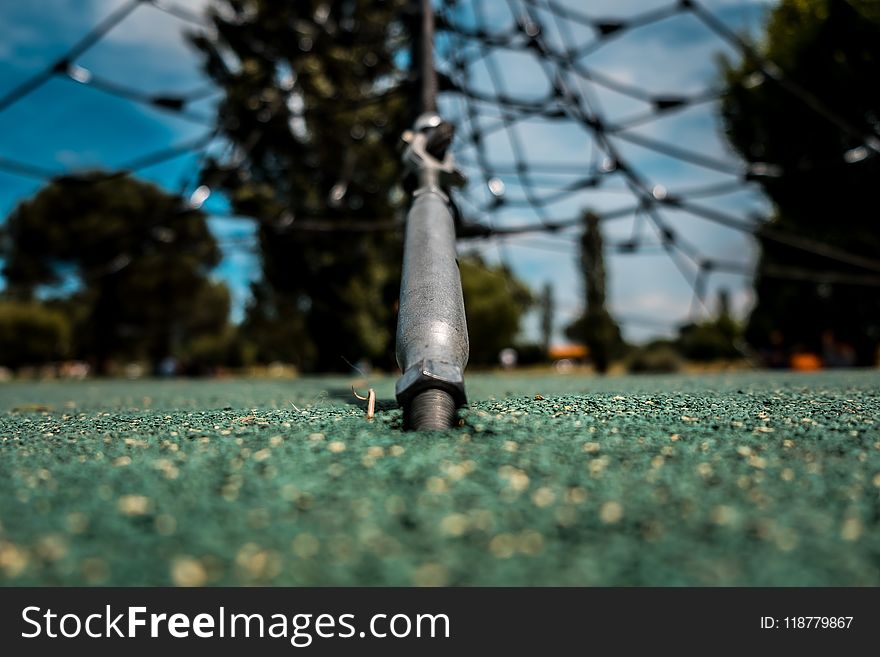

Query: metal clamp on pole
[395,0,469,430]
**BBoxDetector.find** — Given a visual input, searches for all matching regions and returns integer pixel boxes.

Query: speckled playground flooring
[1,370,878,585]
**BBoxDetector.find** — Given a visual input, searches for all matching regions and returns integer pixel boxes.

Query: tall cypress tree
[565,211,624,374]
[540,282,554,353]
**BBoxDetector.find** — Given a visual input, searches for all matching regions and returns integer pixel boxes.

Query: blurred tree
[235,280,315,367]
[0,300,70,369]
[565,212,625,373]
[626,340,682,374]
[0,175,228,373]
[677,289,742,361]
[721,0,880,365]
[191,0,410,371]
[459,255,532,366]
[539,281,554,353]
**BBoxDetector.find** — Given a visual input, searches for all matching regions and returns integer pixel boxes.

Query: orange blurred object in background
[790,352,823,371]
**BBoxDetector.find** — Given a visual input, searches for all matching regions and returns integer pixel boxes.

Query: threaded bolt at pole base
[406,388,457,430]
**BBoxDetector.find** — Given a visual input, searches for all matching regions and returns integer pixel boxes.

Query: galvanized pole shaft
[414,0,438,115]
[395,0,469,430]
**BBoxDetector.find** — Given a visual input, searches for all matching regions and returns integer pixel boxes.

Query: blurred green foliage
[721,0,880,364]
[626,340,682,374]
[678,319,741,362]
[0,175,228,373]
[190,0,411,372]
[460,255,533,366]
[678,291,742,362]
[539,282,553,352]
[0,300,70,368]
[234,281,315,368]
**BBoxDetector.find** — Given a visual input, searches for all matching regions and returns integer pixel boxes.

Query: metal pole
[414,0,438,115]
[395,0,469,430]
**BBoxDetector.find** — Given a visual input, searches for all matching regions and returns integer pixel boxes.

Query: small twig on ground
[352,386,376,421]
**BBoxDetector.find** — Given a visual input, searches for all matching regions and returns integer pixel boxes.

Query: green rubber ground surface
[1,371,878,586]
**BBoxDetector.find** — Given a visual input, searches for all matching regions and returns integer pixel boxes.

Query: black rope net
[0,0,877,339]
[434,0,879,335]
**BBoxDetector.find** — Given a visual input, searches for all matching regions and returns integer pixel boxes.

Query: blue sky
[0,0,776,344]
